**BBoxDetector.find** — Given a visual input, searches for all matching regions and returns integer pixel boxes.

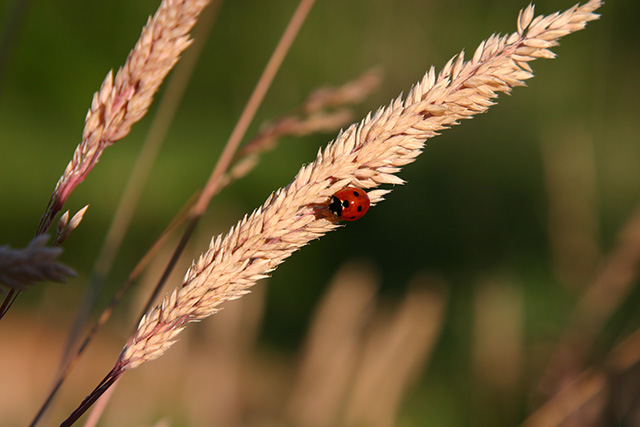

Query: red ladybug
[329,187,370,221]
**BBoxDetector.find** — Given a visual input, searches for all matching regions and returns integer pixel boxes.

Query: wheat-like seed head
[37,0,210,235]
[0,236,76,291]
[119,0,602,370]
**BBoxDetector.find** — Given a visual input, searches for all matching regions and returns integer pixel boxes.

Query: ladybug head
[328,195,343,217]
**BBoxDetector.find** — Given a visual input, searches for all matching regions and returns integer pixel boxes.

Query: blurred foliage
[1,0,639,425]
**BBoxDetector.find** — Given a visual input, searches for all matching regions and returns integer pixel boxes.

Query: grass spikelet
[36,0,211,235]
[0,236,76,291]
[117,0,602,371]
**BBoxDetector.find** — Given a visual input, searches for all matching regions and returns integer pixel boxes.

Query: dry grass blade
[0,235,75,291]
[36,0,211,236]
[223,68,382,189]
[117,0,602,372]
[343,275,448,427]
[302,68,383,114]
[190,0,316,217]
[523,327,640,427]
[541,128,599,289]
[539,204,640,398]
[524,369,608,427]
[239,69,382,158]
[287,262,379,427]
[473,277,523,390]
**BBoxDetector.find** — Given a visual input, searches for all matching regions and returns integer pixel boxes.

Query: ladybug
[329,187,370,221]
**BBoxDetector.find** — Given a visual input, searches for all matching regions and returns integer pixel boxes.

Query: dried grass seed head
[119,0,602,371]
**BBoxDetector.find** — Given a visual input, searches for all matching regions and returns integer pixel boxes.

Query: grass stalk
[117,0,602,376]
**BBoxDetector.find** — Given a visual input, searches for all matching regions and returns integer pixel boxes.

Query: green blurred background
[1,0,639,425]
